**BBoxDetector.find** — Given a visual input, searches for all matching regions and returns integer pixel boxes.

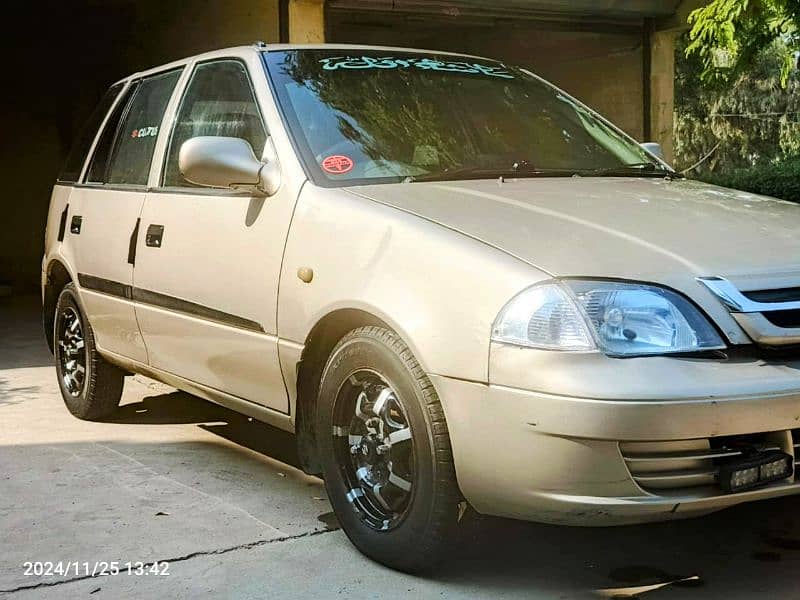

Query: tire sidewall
[317,333,443,567]
[54,285,95,418]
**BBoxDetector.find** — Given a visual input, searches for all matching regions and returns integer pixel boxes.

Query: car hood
[345,177,800,343]
[346,177,800,289]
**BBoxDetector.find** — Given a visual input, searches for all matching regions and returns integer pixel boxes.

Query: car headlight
[491,279,726,357]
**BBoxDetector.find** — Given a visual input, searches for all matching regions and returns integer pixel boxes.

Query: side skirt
[98,347,296,434]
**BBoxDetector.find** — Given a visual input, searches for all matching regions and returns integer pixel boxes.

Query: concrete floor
[2,296,800,599]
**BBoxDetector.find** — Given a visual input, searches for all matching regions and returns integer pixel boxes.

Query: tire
[316,326,462,572]
[54,283,124,420]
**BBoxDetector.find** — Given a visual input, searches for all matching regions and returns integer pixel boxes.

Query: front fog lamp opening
[719,451,793,493]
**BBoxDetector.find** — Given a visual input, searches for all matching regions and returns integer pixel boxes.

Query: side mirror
[640,142,665,161]
[178,136,280,195]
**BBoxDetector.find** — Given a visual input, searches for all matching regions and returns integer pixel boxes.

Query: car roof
[262,43,493,61]
[113,43,498,85]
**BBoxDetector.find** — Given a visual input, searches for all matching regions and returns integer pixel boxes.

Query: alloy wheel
[332,369,416,531]
[57,307,87,397]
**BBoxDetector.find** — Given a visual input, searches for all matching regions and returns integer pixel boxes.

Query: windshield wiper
[406,164,578,183]
[582,162,680,178]
[406,160,680,183]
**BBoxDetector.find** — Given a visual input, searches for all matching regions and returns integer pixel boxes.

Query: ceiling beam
[327,1,684,21]
[655,0,709,31]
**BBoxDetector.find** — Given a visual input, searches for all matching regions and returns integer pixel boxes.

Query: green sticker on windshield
[320,56,514,79]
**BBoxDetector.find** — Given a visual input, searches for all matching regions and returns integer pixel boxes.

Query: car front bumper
[430,353,800,526]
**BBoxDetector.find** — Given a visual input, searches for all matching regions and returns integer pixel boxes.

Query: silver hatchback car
[43,43,800,572]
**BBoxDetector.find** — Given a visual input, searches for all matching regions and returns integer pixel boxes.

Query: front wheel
[54,283,124,420]
[317,326,462,572]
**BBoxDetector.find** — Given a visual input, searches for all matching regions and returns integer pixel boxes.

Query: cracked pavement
[3,295,800,599]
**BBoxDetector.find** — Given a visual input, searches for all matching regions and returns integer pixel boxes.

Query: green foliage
[675,34,800,175]
[700,156,800,202]
[686,0,799,86]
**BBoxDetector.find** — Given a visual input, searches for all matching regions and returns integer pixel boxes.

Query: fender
[277,185,546,387]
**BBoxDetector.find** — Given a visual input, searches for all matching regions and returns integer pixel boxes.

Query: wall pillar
[649,0,708,165]
[649,30,676,164]
[288,0,325,43]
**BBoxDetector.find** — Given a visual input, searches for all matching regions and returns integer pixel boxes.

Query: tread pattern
[325,326,463,570]
[56,284,124,420]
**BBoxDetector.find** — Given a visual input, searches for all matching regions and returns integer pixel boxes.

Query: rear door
[133,57,295,412]
[69,69,182,363]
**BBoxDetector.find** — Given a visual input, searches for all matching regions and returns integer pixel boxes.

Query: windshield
[263,49,666,186]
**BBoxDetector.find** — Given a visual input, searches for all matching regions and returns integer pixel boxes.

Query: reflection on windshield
[265,50,660,185]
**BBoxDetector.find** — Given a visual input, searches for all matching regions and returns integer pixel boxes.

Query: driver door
[133,57,295,413]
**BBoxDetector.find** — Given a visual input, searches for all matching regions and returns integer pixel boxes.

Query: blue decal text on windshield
[320,56,514,79]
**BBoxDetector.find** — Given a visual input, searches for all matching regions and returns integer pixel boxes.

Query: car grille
[743,289,800,329]
[743,288,800,303]
[620,430,799,494]
[762,309,800,329]
[698,277,800,347]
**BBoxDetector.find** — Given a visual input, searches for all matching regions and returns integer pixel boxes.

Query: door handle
[145,224,164,248]
[128,218,141,265]
[70,215,82,235]
[57,204,70,241]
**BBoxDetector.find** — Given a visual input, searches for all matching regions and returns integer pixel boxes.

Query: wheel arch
[294,307,391,475]
[42,259,75,354]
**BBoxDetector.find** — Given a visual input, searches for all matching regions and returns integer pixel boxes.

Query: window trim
[159,57,269,191]
[97,79,141,185]
[73,182,152,193]
[145,185,257,197]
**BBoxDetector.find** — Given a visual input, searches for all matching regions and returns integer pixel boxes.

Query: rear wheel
[54,283,124,420]
[317,326,462,572]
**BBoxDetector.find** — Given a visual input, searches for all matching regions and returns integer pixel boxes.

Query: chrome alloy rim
[57,307,87,397]
[332,370,415,531]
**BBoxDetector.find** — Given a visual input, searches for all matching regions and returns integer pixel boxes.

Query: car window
[58,82,125,183]
[163,60,267,187]
[104,69,182,186]
[86,82,140,184]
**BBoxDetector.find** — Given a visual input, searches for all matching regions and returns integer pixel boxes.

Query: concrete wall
[2,0,279,291]
[476,29,646,140]
[289,0,326,43]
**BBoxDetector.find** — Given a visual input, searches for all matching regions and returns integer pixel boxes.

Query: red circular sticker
[321,155,354,175]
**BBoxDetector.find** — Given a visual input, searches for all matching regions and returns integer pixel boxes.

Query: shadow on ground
[110,391,301,468]
[436,497,800,595]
